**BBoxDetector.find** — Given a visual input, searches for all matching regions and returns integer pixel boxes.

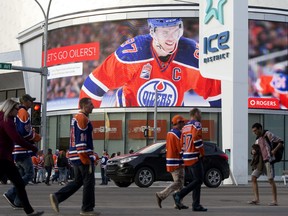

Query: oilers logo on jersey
[137,79,178,106]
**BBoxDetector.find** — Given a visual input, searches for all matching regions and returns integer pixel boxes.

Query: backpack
[264,131,284,164]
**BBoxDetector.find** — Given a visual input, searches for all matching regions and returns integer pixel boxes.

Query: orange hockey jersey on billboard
[80,34,221,107]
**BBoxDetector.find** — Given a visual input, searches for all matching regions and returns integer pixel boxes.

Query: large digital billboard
[46,18,287,111]
[46,18,222,110]
[248,20,288,110]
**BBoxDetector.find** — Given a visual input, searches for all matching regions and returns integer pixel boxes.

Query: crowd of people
[2,147,78,187]
[5,145,121,188]
[2,138,126,188]
[30,149,72,186]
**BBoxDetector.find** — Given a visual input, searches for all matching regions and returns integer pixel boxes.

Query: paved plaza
[0,181,288,216]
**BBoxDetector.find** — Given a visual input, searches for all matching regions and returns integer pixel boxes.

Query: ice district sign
[199,0,235,81]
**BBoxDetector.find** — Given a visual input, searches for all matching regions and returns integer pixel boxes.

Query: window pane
[90,112,105,155]
[264,114,285,176]
[59,115,71,137]
[285,116,288,170]
[59,137,70,151]
[264,115,284,139]
[48,116,58,151]
[201,112,219,144]
[89,112,105,173]
[7,90,16,99]
[16,89,25,98]
[147,112,169,145]
[104,113,125,156]
[0,91,6,102]
[126,112,147,153]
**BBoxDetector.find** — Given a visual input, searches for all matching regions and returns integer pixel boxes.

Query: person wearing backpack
[249,123,284,206]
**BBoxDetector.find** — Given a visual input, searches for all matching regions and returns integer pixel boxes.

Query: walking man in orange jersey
[173,108,207,211]
[155,115,188,209]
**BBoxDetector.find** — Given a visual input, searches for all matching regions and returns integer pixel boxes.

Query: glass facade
[0,89,25,102]
[48,111,287,177]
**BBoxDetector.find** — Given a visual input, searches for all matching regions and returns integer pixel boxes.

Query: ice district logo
[137,79,178,106]
[204,0,227,25]
[202,0,230,64]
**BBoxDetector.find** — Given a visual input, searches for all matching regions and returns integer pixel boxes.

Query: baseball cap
[20,94,36,102]
[171,115,185,125]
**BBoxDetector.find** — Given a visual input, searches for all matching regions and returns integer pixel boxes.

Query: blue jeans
[54,164,95,212]
[52,170,59,182]
[6,155,34,206]
[101,167,108,184]
[45,166,53,184]
[37,168,45,182]
[58,167,67,182]
[178,160,204,208]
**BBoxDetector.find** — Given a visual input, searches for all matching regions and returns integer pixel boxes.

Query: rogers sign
[249,98,280,109]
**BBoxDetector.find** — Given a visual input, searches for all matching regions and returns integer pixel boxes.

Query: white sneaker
[80,210,101,216]
[49,194,59,213]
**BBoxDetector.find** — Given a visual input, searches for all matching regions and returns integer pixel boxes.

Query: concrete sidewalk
[0,181,287,216]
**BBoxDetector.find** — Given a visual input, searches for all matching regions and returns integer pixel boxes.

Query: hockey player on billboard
[79,18,221,107]
[254,65,288,109]
[270,66,288,109]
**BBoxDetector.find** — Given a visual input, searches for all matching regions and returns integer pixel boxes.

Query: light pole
[153,89,158,143]
[34,0,52,151]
